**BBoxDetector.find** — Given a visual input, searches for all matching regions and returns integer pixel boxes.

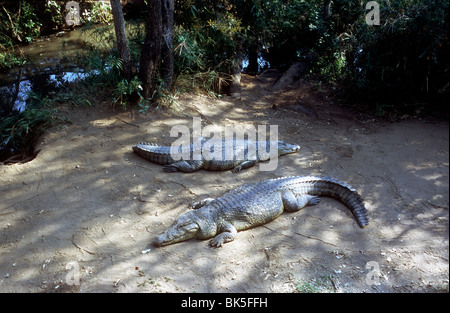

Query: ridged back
[202,139,278,161]
[212,176,369,228]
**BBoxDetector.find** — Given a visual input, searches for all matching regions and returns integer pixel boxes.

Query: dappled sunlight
[1,0,448,295]
[1,79,449,292]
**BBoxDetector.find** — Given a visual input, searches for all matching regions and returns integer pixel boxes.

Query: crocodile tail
[132,143,174,165]
[304,176,369,228]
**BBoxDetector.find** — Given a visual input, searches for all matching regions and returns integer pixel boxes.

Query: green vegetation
[0,90,58,162]
[340,0,449,115]
[2,0,448,106]
[0,1,116,162]
[172,0,449,113]
[1,0,449,162]
[295,275,337,293]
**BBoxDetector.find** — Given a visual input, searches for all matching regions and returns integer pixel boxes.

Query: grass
[0,96,58,163]
[295,275,337,293]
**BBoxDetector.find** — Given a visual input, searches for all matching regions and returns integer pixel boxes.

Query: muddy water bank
[1,27,103,83]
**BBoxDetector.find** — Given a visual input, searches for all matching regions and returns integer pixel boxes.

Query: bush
[339,0,449,114]
[0,1,41,48]
[0,92,56,162]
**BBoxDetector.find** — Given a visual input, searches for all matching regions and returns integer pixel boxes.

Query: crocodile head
[277,140,300,155]
[153,212,200,246]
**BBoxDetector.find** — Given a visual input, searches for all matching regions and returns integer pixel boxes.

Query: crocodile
[132,138,300,173]
[152,176,369,247]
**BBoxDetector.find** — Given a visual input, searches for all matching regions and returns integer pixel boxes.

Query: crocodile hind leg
[163,160,204,172]
[281,190,320,212]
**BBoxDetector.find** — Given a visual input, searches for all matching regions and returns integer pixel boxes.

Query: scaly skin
[132,139,300,173]
[153,176,369,247]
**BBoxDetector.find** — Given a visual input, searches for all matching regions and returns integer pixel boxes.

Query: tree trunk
[323,0,332,20]
[246,44,259,73]
[110,0,132,81]
[161,0,174,90]
[139,0,162,100]
[229,39,243,94]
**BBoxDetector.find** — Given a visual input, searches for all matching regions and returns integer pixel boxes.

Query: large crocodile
[153,176,369,247]
[132,138,300,173]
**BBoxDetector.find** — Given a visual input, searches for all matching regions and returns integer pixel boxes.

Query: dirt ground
[0,73,448,293]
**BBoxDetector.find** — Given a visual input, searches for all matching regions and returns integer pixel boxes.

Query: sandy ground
[0,74,448,293]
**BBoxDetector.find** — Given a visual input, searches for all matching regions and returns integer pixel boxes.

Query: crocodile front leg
[209,222,238,247]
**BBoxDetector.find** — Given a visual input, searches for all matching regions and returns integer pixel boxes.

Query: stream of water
[0,24,271,161]
[0,27,100,115]
[0,27,106,161]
